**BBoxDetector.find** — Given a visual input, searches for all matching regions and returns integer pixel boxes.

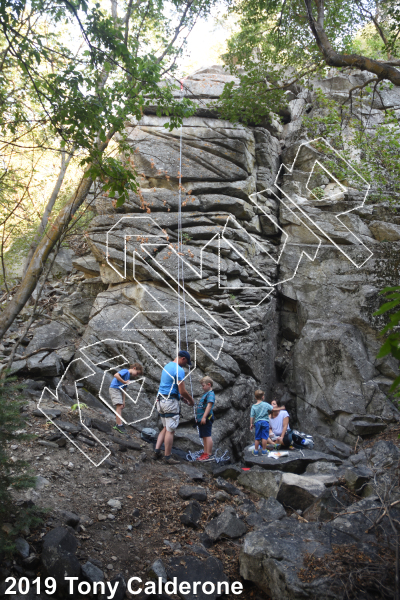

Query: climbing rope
[176,81,198,436]
[186,447,230,464]
[176,82,230,464]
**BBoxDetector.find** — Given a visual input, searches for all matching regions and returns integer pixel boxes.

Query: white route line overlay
[248,137,373,280]
[37,358,111,467]
[37,137,373,465]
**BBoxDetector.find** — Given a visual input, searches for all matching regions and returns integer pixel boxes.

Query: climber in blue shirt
[153,350,194,464]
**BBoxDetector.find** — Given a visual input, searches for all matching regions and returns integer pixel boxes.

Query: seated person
[269,399,292,448]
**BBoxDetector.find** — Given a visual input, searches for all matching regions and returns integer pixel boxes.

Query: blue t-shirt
[158,362,185,397]
[250,401,273,423]
[196,390,215,421]
[110,368,131,389]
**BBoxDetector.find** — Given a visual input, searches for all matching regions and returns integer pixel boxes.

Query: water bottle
[301,436,314,449]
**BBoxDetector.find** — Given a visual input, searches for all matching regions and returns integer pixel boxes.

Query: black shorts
[198,420,213,438]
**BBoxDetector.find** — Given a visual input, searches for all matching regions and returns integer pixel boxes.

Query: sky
[176,9,235,77]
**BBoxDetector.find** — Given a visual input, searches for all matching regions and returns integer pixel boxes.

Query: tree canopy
[218,0,400,123]
[0,0,218,339]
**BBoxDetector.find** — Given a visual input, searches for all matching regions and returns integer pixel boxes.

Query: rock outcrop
[5,65,398,454]
[70,65,399,449]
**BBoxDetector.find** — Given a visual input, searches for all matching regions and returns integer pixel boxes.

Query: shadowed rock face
[70,65,399,452]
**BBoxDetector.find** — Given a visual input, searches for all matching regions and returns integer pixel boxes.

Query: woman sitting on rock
[269,399,292,448]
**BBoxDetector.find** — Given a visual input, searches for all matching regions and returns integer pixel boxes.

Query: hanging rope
[177,80,199,445]
[176,81,229,463]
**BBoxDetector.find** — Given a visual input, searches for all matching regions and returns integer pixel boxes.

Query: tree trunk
[23,149,73,271]
[304,0,400,86]
[0,173,93,341]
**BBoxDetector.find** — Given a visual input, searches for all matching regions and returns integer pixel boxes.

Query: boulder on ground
[0,360,27,376]
[257,497,286,522]
[305,461,339,475]
[240,496,393,600]
[52,419,81,435]
[215,477,243,496]
[167,555,229,600]
[237,469,282,498]
[33,408,61,419]
[178,486,207,502]
[109,574,126,600]
[205,507,247,541]
[176,463,205,482]
[41,527,80,587]
[35,475,50,490]
[303,487,353,522]
[245,497,286,528]
[147,558,168,583]
[25,322,75,354]
[244,449,342,474]
[91,418,112,434]
[369,440,400,469]
[212,464,242,480]
[51,247,75,275]
[15,537,30,558]
[313,435,353,460]
[81,561,104,583]
[344,466,373,494]
[27,352,63,377]
[180,500,202,528]
[58,510,80,527]
[276,473,327,512]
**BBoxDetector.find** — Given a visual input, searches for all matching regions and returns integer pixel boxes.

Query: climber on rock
[153,350,194,465]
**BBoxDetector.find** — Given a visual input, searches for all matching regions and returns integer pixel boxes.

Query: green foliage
[70,402,88,412]
[217,1,400,124]
[302,89,400,203]
[0,377,43,554]
[217,0,364,123]
[0,0,218,293]
[0,0,214,208]
[182,233,192,244]
[374,286,400,397]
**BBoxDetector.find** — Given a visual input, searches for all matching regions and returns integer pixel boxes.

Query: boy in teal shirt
[250,389,285,456]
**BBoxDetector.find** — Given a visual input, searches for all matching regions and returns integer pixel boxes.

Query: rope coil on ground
[186,447,230,464]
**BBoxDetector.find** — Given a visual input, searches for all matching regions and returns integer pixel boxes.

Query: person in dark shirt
[195,376,215,461]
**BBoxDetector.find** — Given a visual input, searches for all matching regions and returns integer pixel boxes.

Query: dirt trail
[8,402,267,600]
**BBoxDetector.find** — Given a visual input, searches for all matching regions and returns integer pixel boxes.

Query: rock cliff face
[70,65,399,452]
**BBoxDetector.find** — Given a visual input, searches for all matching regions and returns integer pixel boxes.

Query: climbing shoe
[251,449,260,456]
[153,449,162,460]
[113,424,127,434]
[261,450,269,455]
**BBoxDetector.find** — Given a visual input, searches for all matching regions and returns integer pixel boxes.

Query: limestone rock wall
[71,66,399,452]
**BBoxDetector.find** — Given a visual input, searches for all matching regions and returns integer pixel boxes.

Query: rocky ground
[1,391,399,600]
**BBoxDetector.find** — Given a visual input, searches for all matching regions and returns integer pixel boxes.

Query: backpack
[292,430,314,450]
